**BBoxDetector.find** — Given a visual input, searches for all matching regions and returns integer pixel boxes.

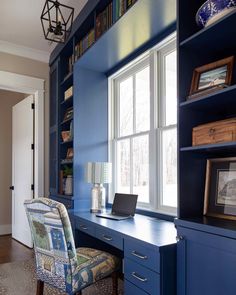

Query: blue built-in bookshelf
[175,1,236,294]
[49,0,176,210]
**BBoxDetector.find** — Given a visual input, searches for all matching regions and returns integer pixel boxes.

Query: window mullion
[149,51,156,209]
[133,75,136,134]
[130,137,133,194]
[131,74,135,195]
[116,81,120,139]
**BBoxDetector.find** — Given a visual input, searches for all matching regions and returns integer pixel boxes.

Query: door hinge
[31,143,34,150]
[31,103,35,110]
[9,186,14,190]
[31,184,34,191]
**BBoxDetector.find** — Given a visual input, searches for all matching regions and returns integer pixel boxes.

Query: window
[109,35,177,215]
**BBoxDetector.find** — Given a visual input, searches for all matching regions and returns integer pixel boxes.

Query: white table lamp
[85,162,112,213]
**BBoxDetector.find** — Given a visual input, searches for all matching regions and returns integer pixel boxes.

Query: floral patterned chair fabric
[24,198,120,295]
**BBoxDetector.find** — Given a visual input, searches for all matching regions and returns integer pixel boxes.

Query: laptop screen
[112,193,138,216]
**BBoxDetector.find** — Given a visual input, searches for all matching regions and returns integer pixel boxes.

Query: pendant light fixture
[40,0,74,44]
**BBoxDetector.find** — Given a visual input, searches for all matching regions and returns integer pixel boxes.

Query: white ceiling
[0,0,88,60]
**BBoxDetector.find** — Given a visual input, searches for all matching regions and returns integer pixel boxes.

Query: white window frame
[108,33,177,216]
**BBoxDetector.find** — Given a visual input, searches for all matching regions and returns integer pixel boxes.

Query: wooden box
[192,118,236,146]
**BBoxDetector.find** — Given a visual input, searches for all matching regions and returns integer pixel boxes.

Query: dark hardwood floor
[0,235,33,264]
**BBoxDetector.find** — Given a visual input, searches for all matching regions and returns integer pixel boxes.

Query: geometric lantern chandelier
[40,0,74,44]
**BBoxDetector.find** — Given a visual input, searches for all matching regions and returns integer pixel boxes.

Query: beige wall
[0,52,49,201]
[0,90,25,227]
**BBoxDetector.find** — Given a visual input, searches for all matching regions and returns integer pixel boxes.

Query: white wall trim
[0,71,44,94]
[0,40,50,63]
[0,224,12,235]
[0,70,45,199]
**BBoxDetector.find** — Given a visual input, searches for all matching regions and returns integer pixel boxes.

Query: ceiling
[0,0,88,60]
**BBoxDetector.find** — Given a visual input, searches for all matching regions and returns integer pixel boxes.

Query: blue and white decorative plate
[196,0,236,27]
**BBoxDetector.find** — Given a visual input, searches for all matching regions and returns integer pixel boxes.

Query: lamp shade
[85,162,112,184]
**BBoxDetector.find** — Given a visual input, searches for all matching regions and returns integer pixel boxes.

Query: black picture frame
[204,157,236,220]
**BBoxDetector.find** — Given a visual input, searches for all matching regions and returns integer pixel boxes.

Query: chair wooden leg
[36,280,44,295]
[111,272,118,295]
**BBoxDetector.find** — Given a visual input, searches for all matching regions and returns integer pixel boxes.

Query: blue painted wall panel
[73,64,108,211]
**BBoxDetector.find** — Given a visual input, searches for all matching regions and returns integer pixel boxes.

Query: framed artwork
[188,56,234,99]
[63,107,73,122]
[61,130,71,142]
[66,147,73,159]
[204,157,236,220]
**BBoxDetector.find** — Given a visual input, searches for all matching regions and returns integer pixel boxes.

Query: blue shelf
[180,84,236,111]
[61,95,73,106]
[61,72,73,86]
[75,0,176,73]
[175,217,236,239]
[61,118,73,125]
[180,10,236,52]
[180,141,236,153]
[61,161,73,165]
[60,139,73,145]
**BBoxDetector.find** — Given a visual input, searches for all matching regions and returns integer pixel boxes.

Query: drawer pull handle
[131,272,148,282]
[131,251,148,260]
[80,225,88,230]
[102,234,113,241]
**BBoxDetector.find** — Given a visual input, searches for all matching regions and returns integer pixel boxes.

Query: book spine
[96,14,102,40]
[112,0,117,22]
[127,0,132,8]
[116,0,120,20]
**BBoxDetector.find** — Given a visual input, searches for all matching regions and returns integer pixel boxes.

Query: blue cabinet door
[177,226,236,295]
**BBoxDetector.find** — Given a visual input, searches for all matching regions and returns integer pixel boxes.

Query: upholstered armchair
[24,198,120,295]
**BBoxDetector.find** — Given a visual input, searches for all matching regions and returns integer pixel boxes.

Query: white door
[12,95,34,248]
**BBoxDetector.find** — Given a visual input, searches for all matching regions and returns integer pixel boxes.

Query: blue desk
[72,212,177,295]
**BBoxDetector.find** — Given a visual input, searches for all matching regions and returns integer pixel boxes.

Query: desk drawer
[95,227,123,250]
[125,280,149,295]
[76,219,95,236]
[124,239,160,272]
[124,258,160,295]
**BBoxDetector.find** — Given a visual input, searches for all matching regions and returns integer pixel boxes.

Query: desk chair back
[24,198,78,294]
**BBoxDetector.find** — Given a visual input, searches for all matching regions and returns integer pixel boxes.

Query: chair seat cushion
[73,247,120,291]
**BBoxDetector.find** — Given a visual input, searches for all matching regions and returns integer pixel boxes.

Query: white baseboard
[0,224,12,235]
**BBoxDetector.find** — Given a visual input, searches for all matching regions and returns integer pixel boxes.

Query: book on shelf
[96,2,113,39]
[64,86,73,100]
[114,0,136,20]
[127,0,132,7]
[75,28,95,60]
[68,54,74,75]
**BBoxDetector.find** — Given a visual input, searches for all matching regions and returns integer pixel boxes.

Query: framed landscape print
[188,56,234,99]
[204,157,236,220]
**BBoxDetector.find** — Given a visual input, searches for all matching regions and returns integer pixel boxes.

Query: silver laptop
[96,193,138,220]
